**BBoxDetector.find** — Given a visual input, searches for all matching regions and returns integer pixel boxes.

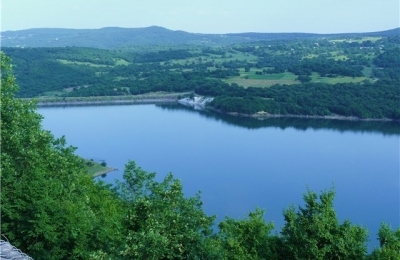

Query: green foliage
[3,34,400,120]
[117,161,215,259]
[297,74,312,83]
[211,96,266,114]
[281,188,368,260]
[2,47,100,97]
[369,223,400,260]
[134,49,193,62]
[217,208,279,260]
[373,47,400,81]
[210,81,400,119]
[1,52,124,259]
[374,47,400,68]
[290,56,364,77]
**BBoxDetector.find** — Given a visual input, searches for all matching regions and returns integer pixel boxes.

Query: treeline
[257,53,365,77]
[2,53,399,259]
[209,80,400,119]
[289,56,364,77]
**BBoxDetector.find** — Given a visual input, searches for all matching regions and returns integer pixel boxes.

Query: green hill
[2,26,399,48]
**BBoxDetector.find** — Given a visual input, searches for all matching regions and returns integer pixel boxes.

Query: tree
[217,208,280,260]
[117,161,216,259]
[281,188,368,260]
[297,75,312,83]
[1,52,124,259]
[369,223,400,260]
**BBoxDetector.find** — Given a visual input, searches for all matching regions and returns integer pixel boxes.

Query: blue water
[38,104,399,250]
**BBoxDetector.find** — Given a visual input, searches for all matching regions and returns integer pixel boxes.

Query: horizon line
[1,25,399,35]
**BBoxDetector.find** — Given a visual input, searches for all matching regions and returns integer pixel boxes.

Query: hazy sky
[1,0,399,33]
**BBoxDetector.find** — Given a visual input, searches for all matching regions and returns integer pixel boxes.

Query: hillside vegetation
[2,26,399,48]
[3,30,400,119]
[1,51,399,259]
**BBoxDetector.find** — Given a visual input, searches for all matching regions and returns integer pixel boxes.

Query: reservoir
[38,104,399,250]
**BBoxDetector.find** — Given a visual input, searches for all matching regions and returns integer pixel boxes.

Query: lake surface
[38,104,399,250]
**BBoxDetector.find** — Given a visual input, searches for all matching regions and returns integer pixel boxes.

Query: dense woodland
[1,50,400,259]
[2,31,400,120]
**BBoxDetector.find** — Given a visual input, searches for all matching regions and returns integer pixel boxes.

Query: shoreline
[21,92,191,107]
[26,94,398,122]
[92,167,118,177]
[37,98,179,107]
[207,108,398,122]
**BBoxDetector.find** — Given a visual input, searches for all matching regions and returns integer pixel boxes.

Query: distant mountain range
[1,26,399,49]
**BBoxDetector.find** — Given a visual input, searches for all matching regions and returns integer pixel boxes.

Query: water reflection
[157,104,400,135]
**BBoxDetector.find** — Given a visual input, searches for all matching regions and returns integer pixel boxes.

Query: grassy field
[310,72,371,84]
[85,159,115,177]
[223,68,372,87]
[329,37,382,43]
[167,51,258,66]
[40,90,66,97]
[304,54,319,59]
[224,70,299,88]
[57,59,111,67]
[329,51,349,61]
[362,67,374,78]
[114,58,130,66]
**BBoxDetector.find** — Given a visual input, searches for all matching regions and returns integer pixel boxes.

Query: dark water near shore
[38,104,399,250]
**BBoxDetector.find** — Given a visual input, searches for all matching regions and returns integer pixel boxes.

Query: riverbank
[27,93,398,122]
[22,92,192,107]
[247,111,395,122]
[206,108,397,122]
[92,167,117,177]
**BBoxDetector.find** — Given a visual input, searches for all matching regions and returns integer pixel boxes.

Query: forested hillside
[3,32,400,120]
[1,26,213,48]
[1,52,400,259]
[2,26,399,48]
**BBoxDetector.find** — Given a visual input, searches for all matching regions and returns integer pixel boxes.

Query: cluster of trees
[220,59,250,69]
[2,52,400,259]
[288,56,364,77]
[207,80,400,119]
[373,47,400,81]
[256,52,364,77]
[209,68,240,78]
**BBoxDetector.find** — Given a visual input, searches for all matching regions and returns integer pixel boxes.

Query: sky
[1,0,399,34]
